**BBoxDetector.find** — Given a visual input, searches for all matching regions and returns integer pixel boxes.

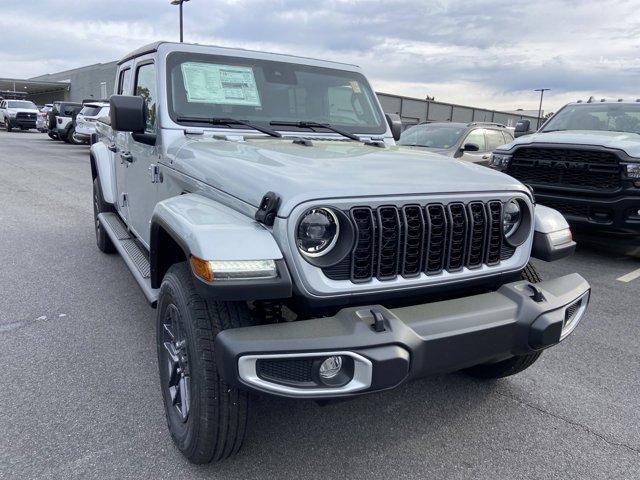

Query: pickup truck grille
[324,201,510,283]
[507,147,621,191]
[16,112,37,120]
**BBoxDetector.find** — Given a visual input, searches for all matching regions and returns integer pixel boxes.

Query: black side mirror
[110,95,145,133]
[515,119,530,134]
[385,113,402,141]
[462,143,480,152]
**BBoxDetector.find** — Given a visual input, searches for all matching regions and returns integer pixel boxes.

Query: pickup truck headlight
[503,200,521,238]
[296,208,339,257]
[7,111,17,118]
[489,153,512,170]
[626,163,640,179]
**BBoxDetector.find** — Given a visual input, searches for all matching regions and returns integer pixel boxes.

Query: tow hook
[370,309,387,332]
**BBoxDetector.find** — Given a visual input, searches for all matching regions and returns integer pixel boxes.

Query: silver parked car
[91,41,590,464]
[398,121,514,165]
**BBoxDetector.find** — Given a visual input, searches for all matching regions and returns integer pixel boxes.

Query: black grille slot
[508,147,621,191]
[256,358,314,385]
[447,203,468,272]
[350,208,376,281]
[485,201,503,265]
[466,202,487,268]
[376,207,401,280]
[401,206,425,277]
[425,204,448,274]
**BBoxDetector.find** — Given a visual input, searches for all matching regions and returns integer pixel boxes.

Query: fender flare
[90,142,116,204]
[149,193,291,300]
[532,204,576,261]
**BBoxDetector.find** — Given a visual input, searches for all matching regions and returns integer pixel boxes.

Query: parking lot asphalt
[0,130,638,480]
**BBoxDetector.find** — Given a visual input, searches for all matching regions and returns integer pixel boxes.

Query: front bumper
[535,191,640,237]
[7,117,36,128]
[216,273,590,399]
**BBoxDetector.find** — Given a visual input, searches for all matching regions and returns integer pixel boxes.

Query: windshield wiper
[176,116,281,138]
[540,129,567,133]
[269,120,362,142]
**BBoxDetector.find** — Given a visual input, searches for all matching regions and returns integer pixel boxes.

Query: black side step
[98,212,159,306]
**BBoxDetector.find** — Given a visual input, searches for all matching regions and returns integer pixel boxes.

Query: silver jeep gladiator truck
[490,100,640,252]
[91,41,591,463]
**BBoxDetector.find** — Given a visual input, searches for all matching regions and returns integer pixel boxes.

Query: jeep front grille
[507,147,621,191]
[323,201,510,283]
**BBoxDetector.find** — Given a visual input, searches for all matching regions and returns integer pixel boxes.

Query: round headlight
[296,208,339,257]
[503,200,522,238]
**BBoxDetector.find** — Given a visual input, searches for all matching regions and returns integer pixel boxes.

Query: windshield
[542,104,640,134]
[166,52,385,135]
[7,100,37,109]
[397,123,466,149]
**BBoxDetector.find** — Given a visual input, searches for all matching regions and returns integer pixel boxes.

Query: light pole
[170,0,190,43]
[534,88,550,129]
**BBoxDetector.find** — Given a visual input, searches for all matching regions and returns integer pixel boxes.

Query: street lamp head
[170,0,190,4]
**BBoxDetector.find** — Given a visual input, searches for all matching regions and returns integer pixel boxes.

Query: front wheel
[157,262,252,464]
[464,262,543,379]
[5,121,12,132]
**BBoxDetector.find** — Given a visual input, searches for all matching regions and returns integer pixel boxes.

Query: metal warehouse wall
[377,92,540,129]
[29,62,118,103]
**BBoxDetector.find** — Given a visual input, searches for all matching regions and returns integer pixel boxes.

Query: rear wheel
[157,262,252,464]
[67,127,81,145]
[47,131,58,140]
[464,262,543,379]
[93,178,116,253]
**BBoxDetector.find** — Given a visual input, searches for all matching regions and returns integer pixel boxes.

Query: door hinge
[120,192,128,207]
[149,164,163,184]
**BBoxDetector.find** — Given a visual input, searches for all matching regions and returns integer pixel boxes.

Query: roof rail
[466,121,507,128]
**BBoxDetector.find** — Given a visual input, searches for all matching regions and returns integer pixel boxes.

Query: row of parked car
[0,97,109,145]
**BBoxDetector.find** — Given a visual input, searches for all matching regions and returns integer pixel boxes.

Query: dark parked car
[398,122,514,165]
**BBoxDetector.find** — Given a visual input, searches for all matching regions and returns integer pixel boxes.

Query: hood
[8,108,39,114]
[172,137,526,216]
[503,130,640,158]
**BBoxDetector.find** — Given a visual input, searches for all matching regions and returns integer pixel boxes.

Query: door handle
[120,151,133,164]
[482,155,489,159]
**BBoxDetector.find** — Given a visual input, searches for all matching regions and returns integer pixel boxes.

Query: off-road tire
[5,121,11,132]
[157,262,252,464]
[48,131,58,140]
[62,129,72,143]
[93,178,116,253]
[464,262,543,379]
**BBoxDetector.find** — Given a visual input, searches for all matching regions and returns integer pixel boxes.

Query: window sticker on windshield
[180,62,261,106]
[349,81,361,94]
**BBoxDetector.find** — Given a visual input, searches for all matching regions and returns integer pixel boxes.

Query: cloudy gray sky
[1,0,638,112]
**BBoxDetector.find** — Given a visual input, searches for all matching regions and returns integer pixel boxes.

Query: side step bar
[98,212,159,306]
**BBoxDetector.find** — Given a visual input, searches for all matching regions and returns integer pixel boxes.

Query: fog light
[314,355,354,387]
[319,356,343,379]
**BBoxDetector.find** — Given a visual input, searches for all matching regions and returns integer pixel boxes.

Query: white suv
[0,99,39,132]
[73,102,110,144]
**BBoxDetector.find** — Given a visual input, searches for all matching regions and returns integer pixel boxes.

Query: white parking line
[617,268,640,283]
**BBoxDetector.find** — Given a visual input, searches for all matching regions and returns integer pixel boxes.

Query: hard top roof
[118,41,360,70]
